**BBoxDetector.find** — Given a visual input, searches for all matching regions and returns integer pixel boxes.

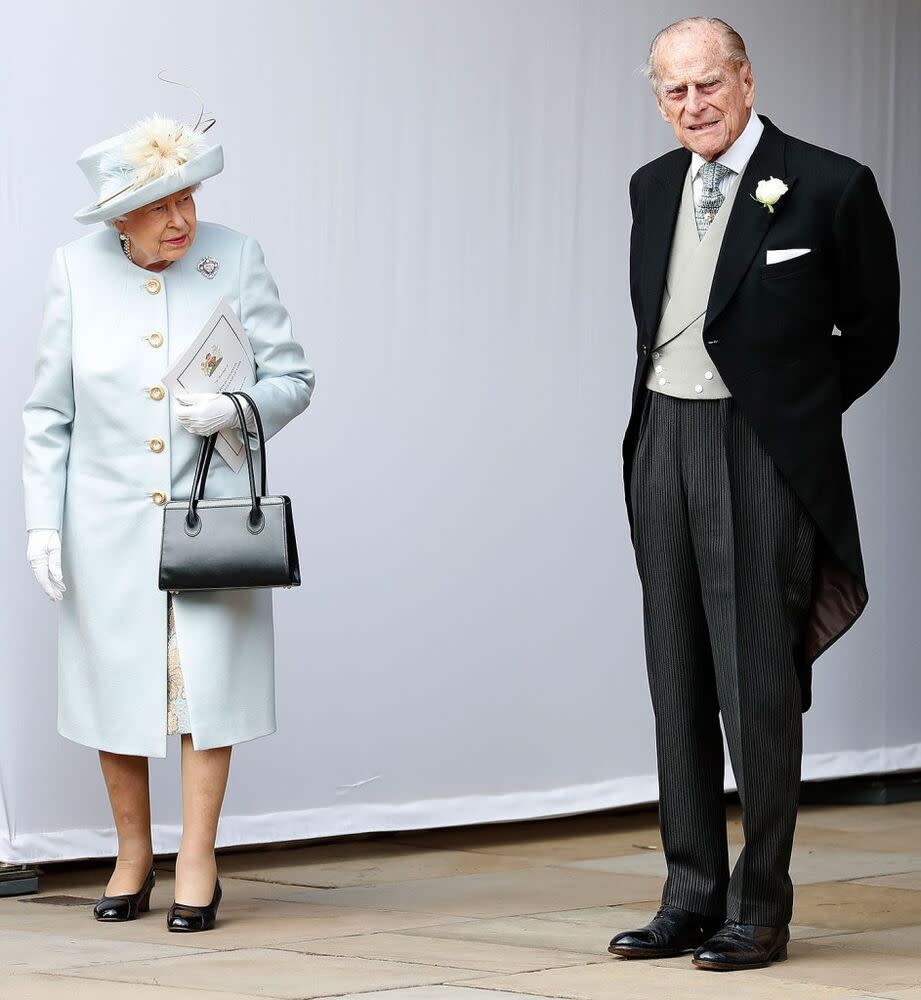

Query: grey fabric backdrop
[1,0,918,862]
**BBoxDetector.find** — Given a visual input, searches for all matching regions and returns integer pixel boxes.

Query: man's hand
[28,528,65,601]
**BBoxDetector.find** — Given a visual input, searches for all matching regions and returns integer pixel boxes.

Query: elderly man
[609,17,899,971]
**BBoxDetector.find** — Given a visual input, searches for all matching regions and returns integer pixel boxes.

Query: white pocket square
[765,248,811,264]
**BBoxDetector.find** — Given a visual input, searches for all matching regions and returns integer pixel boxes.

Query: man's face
[654,27,755,161]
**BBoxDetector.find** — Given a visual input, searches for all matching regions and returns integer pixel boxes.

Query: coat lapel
[640,149,690,340]
[704,115,791,334]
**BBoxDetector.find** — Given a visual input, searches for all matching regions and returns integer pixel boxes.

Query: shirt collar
[690,110,764,180]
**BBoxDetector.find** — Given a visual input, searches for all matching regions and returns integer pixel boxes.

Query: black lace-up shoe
[608,905,725,959]
[692,920,790,970]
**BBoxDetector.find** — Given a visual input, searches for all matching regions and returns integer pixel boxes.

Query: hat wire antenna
[156,71,217,133]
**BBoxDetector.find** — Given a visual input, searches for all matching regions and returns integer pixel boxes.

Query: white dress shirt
[690,110,764,209]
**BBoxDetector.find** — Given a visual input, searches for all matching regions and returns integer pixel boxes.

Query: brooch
[197,256,219,279]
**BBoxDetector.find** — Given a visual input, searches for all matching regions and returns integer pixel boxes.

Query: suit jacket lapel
[704,115,791,334]
[640,149,690,340]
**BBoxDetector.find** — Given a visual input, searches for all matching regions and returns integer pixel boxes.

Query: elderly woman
[22,114,314,931]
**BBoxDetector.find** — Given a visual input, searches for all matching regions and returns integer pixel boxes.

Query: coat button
[147,331,164,348]
[655,365,663,373]
[658,377,666,386]
[148,437,165,453]
[641,345,648,355]
[653,351,660,359]
[144,278,162,294]
[148,385,166,401]
[695,384,704,393]
[705,371,714,380]
[151,491,167,506]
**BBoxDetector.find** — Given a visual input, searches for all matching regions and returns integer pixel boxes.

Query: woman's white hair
[644,16,750,93]
[104,182,202,228]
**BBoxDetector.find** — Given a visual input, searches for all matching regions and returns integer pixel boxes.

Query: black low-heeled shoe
[93,867,156,922]
[167,879,222,932]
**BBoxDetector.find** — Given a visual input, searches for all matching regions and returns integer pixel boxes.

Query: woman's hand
[28,528,65,601]
[173,392,240,436]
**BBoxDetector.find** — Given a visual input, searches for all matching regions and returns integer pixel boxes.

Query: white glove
[28,528,65,601]
[174,391,249,437]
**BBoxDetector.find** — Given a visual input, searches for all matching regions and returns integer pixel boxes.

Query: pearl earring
[119,232,133,263]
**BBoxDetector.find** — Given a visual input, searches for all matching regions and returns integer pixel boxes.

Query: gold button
[147,331,164,348]
[145,278,162,294]
[151,491,167,506]
[149,385,166,401]
[148,437,165,453]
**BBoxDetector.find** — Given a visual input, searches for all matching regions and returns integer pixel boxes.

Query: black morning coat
[623,115,900,710]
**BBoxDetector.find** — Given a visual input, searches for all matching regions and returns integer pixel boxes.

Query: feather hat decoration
[97,115,209,203]
[74,79,224,225]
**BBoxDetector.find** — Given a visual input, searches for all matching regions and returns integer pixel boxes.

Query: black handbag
[158,391,301,592]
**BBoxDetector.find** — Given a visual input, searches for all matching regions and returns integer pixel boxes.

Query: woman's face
[115,188,197,270]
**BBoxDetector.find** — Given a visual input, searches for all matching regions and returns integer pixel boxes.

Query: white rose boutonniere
[752,176,789,214]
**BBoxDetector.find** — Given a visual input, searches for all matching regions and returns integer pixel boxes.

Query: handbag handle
[185,392,267,533]
[189,429,217,506]
[232,390,267,495]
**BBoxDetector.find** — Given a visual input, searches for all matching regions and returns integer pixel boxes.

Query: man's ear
[741,62,756,108]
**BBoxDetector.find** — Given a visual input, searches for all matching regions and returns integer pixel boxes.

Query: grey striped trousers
[630,390,816,927]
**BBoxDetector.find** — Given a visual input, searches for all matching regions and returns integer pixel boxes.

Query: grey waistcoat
[646,165,742,399]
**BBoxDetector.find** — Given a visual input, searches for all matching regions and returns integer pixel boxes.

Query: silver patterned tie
[696,161,732,239]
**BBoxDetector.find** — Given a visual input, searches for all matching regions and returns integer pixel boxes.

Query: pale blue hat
[74,114,223,225]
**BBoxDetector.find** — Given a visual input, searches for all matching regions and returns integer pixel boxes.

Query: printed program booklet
[162,297,257,473]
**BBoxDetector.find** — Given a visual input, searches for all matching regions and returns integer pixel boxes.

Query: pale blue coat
[22,223,314,757]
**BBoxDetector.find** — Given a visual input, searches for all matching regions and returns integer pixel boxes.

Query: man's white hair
[644,16,750,93]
